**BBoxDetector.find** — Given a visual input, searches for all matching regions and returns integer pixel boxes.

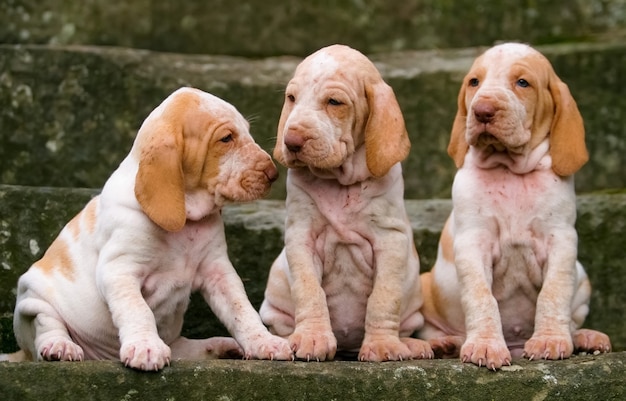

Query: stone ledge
[1,353,624,400]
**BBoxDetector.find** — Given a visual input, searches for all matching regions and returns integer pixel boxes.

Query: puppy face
[134,88,278,231]
[463,44,553,153]
[448,43,587,176]
[274,44,410,178]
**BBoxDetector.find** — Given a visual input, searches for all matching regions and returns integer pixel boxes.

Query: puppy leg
[101,270,171,371]
[523,238,578,361]
[202,260,293,361]
[170,336,243,360]
[572,329,612,354]
[569,263,611,354]
[15,296,84,362]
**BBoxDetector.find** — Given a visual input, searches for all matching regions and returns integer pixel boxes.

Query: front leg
[199,257,293,361]
[455,231,511,370]
[287,253,337,362]
[100,263,171,371]
[359,232,432,361]
[523,230,578,360]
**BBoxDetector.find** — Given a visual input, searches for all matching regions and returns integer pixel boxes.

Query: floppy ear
[364,81,411,177]
[548,76,588,176]
[447,81,469,169]
[273,100,290,166]
[134,118,187,232]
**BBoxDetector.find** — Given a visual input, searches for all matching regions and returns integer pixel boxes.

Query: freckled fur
[8,87,292,370]
[261,45,432,362]
[418,43,611,370]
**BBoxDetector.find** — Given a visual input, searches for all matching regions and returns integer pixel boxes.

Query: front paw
[523,333,573,361]
[359,336,434,362]
[242,333,294,361]
[289,328,337,362]
[461,337,511,370]
[120,336,171,371]
[38,337,84,362]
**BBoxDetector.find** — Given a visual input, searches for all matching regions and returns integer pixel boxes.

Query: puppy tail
[0,349,28,362]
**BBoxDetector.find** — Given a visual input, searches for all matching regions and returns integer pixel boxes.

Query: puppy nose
[474,101,496,123]
[284,131,305,153]
[264,164,279,183]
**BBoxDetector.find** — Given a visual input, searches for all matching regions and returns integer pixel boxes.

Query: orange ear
[134,119,187,232]
[447,81,469,168]
[273,99,290,166]
[548,77,588,176]
[364,81,411,177]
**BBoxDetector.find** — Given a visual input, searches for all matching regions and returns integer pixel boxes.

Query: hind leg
[15,298,84,362]
[169,336,243,360]
[573,329,611,354]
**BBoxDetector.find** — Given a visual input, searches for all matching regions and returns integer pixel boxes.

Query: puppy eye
[516,79,530,88]
[469,78,479,87]
[219,134,233,143]
[287,94,295,102]
[328,98,343,106]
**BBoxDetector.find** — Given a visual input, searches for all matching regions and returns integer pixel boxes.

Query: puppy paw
[573,329,611,354]
[289,329,337,362]
[461,337,511,370]
[359,336,434,362]
[242,333,293,361]
[38,337,84,362]
[428,335,464,359]
[523,333,573,361]
[120,336,171,371]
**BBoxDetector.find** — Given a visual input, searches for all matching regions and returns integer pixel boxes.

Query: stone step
[0,185,624,355]
[1,0,625,57]
[2,354,625,400]
[1,42,625,199]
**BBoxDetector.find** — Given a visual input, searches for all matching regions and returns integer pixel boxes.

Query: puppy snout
[284,130,306,153]
[473,101,496,123]
[264,164,279,183]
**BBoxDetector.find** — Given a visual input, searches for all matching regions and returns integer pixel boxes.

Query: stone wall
[2,0,625,57]
[1,42,625,199]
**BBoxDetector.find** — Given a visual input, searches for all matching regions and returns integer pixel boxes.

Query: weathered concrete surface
[1,353,624,401]
[1,42,626,198]
[1,0,625,57]
[1,185,624,354]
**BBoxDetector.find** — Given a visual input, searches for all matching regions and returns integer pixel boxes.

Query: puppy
[260,44,433,362]
[418,43,611,370]
[9,87,293,370]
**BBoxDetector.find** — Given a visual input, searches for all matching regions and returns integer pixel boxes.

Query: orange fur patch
[82,197,98,234]
[35,237,75,280]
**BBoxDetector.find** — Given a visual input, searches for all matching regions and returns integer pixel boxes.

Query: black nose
[474,101,496,123]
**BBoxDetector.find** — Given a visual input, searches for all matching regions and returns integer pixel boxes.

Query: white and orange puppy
[418,43,611,370]
[10,87,293,370]
[260,45,433,362]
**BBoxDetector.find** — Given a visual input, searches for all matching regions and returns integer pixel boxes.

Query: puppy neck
[307,145,371,185]
[465,138,552,174]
